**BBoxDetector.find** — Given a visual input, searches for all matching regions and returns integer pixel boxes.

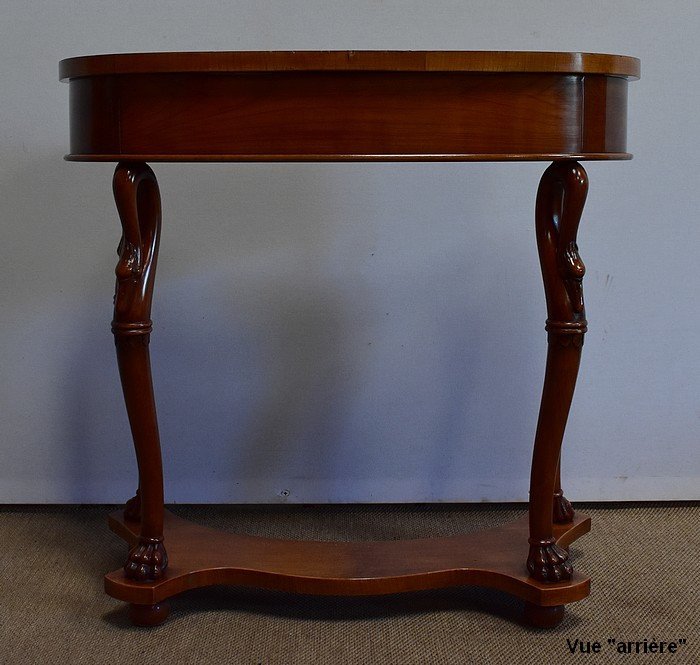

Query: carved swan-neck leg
[112,162,167,582]
[527,161,588,583]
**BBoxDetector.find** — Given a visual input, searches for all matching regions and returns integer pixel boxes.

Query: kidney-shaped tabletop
[60,50,639,162]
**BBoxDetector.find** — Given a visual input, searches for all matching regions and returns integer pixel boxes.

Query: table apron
[66,72,629,160]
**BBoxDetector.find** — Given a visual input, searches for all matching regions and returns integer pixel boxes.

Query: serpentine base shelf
[105,509,591,627]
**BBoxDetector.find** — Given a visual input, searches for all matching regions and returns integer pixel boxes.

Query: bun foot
[128,601,170,627]
[523,602,565,628]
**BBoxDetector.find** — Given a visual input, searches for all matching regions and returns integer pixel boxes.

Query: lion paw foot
[553,490,575,523]
[124,538,168,581]
[527,540,572,582]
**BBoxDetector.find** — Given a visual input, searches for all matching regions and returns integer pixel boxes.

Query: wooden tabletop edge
[59,50,641,81]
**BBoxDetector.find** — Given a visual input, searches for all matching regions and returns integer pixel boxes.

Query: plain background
[1,1,698,503]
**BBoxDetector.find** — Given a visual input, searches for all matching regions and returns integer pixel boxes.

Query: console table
[59,50,639,628]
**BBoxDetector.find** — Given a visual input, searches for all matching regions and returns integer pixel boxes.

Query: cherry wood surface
[59,50,640,78]
[59,50,639,628]
[106,509,591,604]
[61,51,637,162]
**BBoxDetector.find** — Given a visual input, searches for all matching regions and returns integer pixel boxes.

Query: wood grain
[58,50,639,628]
[105,509,591,606]
[61,52,636,162]
[59,50,640,79]
[111,162,168,582]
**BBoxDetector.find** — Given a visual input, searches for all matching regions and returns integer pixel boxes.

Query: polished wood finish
[59,51,638,628]
[527,161,589,583]
[59,50,641,78]
[107,509,590,608]
[554,464,576,524]
[128,602,170,627]
[61,51,638,162]
[523,602,566,629]
[112,162,167,581]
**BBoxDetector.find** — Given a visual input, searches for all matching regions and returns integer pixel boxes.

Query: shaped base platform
[105,509,590,626]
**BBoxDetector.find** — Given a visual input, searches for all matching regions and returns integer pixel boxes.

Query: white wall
[1,1,698,503]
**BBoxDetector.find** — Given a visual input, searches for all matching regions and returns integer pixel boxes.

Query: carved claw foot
[124,537,168,581]
[553,490,575,524]
[527,539,573,582]
[124,490,141,522]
